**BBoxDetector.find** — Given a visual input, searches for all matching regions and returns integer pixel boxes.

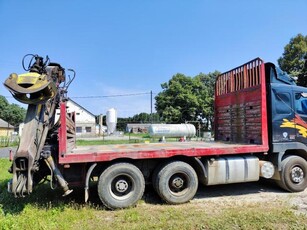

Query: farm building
[126,124,151,134]
[0,118,14,136]
[55,98,96,137]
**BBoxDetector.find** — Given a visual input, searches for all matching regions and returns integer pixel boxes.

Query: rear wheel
[153,161,198,204]
[97,163,145,209]
[278,156,307,192]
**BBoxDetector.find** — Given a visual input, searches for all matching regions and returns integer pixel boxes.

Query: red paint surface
[58,102,67,156]
[215,58,268,147]
[59,142,268,164]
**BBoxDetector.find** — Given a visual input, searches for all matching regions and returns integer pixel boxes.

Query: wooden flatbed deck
[59,141,269,164]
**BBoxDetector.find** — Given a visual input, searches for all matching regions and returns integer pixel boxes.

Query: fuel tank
[203,156,260,185]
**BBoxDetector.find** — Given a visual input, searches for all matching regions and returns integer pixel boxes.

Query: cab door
[271,86,296,143]
[293,91,307,145]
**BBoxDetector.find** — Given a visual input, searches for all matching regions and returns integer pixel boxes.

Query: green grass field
[76,135,179,146]
[0,158,306,229]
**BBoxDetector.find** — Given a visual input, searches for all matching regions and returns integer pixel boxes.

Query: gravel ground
[0,147,16,158]
[192,181,307,215]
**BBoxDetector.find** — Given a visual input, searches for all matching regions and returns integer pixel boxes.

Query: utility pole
[150,90,153,123]
[99,114,103,136]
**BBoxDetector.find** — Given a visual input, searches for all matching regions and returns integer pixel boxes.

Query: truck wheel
[97,163,145,209]
[153,161,198,204]
[279,156,307,192]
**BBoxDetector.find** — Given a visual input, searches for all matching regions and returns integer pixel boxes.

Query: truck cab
[265,62,307,192]
[266,63,307,154]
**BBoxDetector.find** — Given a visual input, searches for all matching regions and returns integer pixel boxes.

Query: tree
[195,71,220,130]
[131,112,160,123]
[278,34,307,86]
[155,72,218,130]
[0,95,26,126]
[303,55,307,75]
[0,96,9,119]
[115,113,161,132]
[4,104,26,126]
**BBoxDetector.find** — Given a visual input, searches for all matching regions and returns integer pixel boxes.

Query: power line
[2,92,157,99]
[70,92,154,99]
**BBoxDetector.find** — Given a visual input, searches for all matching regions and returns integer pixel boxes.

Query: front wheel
[153,161,198,204]
[97,163,145,209]
[278,156,307,192]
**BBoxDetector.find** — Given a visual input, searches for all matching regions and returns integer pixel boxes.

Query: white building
[55,98,96,137]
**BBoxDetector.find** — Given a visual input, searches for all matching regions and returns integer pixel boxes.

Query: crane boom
[4,54,74,197]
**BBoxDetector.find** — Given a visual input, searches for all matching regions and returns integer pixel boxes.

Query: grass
[76,139,138,146]
[76,135,179,146]
[0,158,306,229]
[0,137,19,148]
[0,132,180,147]
[125,133,151,138]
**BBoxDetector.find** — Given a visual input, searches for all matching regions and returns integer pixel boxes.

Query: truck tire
[278,156,307,192]
[97,163,145,209]
[153,161,198,204]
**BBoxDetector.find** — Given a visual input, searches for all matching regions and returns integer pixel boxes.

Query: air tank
[106,108,117,135]
[148,124,196,138]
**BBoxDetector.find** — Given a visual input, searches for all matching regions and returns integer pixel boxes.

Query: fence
[0,136,19,147]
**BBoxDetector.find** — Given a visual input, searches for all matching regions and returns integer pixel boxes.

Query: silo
[106,108,117,135]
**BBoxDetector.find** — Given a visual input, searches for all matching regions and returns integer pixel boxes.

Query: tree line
[0,96,25,127]
[155,72,218,131]
[278,34,307,86]
[155,33,307,131]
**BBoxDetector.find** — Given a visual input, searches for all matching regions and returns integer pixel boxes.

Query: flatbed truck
[4,56,307,209]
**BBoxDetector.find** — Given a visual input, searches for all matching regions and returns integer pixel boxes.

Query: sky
[0,1,306,117]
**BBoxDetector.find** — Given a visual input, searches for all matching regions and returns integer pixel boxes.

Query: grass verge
[76,139,138,146]
[76,135,179,146]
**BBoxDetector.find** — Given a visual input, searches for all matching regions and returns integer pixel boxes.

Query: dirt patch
[190,181,307,215]
[290,192,307,215]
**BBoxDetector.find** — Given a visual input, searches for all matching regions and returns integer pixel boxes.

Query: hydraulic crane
[4,54,75,197]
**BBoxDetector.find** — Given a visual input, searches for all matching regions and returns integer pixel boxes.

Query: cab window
[275,93,291,115]
[295,93,307,115]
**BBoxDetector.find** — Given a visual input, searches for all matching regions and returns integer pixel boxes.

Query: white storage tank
[106,108,117,135]
[148,124,196,138]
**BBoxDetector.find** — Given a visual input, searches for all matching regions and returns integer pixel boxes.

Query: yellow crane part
[4,72,57,104]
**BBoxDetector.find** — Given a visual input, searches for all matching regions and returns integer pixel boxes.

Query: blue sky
[0,1,306,117]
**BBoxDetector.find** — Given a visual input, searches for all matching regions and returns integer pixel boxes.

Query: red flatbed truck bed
[58,58,269,165]
[59,141,269,164]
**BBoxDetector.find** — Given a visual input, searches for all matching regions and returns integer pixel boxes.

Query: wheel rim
[110,175,134,200]
[115,179,129,193]
[168,173,189,194]
[290,166,304,184]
